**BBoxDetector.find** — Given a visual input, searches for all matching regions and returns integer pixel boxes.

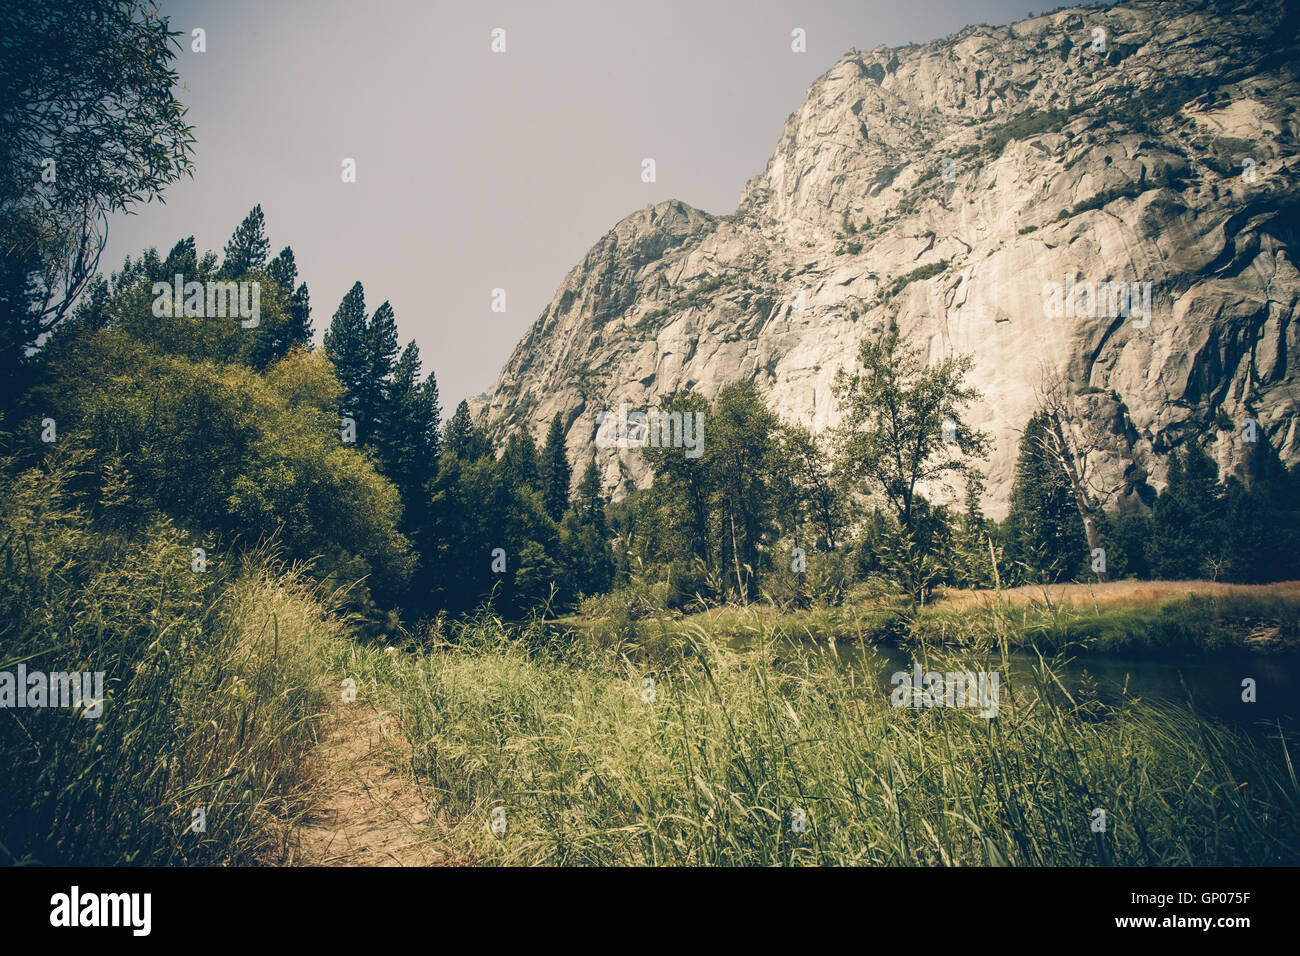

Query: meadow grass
[6,455,1298,866]
[911,589,1300,655]
[566,583,1300,657]
[348,612,1300,866]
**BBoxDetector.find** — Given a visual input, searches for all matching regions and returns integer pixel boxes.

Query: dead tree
[1034,371,1125,582]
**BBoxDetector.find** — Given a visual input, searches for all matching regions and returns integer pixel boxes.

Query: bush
[0,456,337,864]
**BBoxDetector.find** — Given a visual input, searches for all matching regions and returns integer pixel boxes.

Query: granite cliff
[476,0,1300,516]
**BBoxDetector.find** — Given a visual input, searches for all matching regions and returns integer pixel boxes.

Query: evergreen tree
[267,246,312,349]
[362,300,400,440]
[323,281,369,425]
[443,399,488,460]
[561,462,614,601]
[1006,412,1088,582]
[382,341,441,502]
[502,429,540,490]
[576,460,605,530]
[539,412,572,521]
[221,205,270,277]
[322,284,401,446]
[162,236,197,277]
[951,470,998,588]
[380,342,443,613]
[1100,510,1154,579]
[640,391,713,577]
[1149,446,1223,580]
[1222,438,1300,582]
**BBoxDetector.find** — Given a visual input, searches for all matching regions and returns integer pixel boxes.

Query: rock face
[475,0,1300,517]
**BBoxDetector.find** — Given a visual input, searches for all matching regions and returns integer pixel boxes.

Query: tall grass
[350,614,1300,865]
[6,453,1297,866]
[911,592,1300,655]
[0,456,337,864]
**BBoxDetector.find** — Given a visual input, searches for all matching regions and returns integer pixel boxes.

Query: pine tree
[376,342,442,612]
[323,281,369,427]
[1150,446,1223,580]
[1222,438,1300,582]
[502,430,540,490]
[951,469,996,588]
[561,461,614,601]
[576,460,605,530]
[362,301,399,440]
[382,342,441,498]
[539,412,572,521]
[267,246,312,349]
[443,399,487,460]
[1006,412,1088,582]
[162,236,197,277]
[222,205,270,277]
[322,284,403,447]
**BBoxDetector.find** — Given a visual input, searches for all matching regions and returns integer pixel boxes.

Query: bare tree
[1033,370,1126,582]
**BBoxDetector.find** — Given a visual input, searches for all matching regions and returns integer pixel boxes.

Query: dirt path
[291,699,468,866]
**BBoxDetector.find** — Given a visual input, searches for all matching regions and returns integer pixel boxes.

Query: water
[737,634,1300,733]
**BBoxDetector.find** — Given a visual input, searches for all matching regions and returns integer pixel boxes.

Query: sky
[105,0,1061,409]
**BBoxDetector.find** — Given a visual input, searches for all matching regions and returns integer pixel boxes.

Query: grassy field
[564,580,1300,658]
[346,613,1300,865]
[5,464,1298,865]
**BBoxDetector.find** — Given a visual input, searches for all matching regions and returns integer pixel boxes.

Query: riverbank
[563,580,1300,658]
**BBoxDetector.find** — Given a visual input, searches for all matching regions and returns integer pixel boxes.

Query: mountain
[474,0,1300,517]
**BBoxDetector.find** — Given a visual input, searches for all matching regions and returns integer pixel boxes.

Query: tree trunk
[1048,413,1109,582]
[730,514,748,606]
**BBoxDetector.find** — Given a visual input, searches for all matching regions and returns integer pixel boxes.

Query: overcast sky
[105,0,1060,409]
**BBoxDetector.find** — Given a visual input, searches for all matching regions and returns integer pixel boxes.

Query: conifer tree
[561,460,614,600]
[1006,412,1088,582]
[503,429,540,490]
[1149,445,1222,579]
[362,300,399,439]
[221,205,270,277]
[576,460,605,530]
[323,281,369,426]
[382,341,441,501]
[539,412,572,521]
[267,246,312,349]
[1221,438,1300,582]
[162,236,197,277]
[443,399,487,460]
[323,284,402,446]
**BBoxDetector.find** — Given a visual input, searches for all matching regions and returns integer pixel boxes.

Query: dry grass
[933,579,1300,610]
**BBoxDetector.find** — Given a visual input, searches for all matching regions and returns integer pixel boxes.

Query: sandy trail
[292,698,467,866]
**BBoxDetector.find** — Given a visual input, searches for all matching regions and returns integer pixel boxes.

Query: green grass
[0,455,337,865]
[8,454,1299,866]
[911,593,1300,656]
[346,612,1300,866]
